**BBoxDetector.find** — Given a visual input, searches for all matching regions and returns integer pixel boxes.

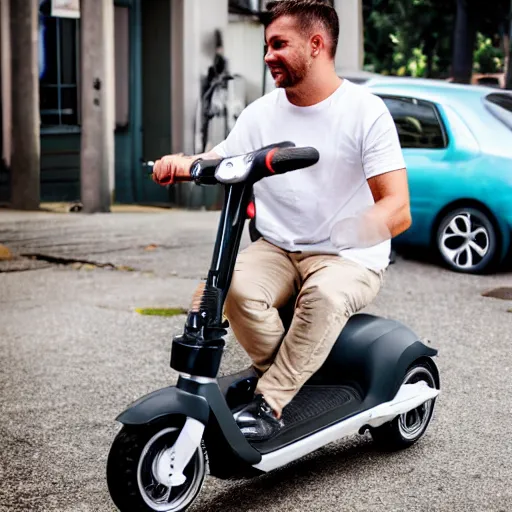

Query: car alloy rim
[398,366,436,441]
[440,211,490,269]
[137,427,205,511]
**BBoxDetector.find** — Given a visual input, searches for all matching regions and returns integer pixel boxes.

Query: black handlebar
[190,159,221,185]
[267,146,319,174]
[147,142,320,186]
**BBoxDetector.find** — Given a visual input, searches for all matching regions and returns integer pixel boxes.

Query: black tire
[370,361,438,451]
[435,206,499,274]
[106,420,207,512]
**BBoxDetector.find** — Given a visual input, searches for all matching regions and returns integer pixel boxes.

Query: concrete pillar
[10,0,40,210]
[104,1,115,195]
[0,0,12,169]
[334,0,364,72]
[80,0,114,213]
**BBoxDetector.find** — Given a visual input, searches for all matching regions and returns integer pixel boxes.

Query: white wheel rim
[137,427,205,511]
[439,211,491,270]
[398,367,436,441]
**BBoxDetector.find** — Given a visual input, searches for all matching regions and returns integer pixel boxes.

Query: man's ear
[311,34,324,56]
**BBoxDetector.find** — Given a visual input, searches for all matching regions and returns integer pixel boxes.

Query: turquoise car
[364,78,512,274]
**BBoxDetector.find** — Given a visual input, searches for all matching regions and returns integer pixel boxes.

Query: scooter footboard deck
[282,386,359,424]
[254,384,362,454]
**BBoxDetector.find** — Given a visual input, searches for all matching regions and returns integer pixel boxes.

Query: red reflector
[247,201,255,219]
[265,148,277,173]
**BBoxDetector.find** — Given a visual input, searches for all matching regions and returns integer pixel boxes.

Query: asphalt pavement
[1,207,511,512]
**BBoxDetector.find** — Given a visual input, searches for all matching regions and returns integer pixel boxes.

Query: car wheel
[435,206,498,273]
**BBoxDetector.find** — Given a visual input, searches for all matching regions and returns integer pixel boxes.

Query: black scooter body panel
[116,385,210,425]
[247,313,439,455]
[308,313,438,407]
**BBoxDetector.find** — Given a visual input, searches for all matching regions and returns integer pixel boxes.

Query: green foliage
[407,47,428,77]
[363,0,454,78]
[473,32,504,74]
[135,307,188,317]
[363,0,508,79]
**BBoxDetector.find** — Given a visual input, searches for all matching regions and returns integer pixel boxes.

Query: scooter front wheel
[106,420,207,512]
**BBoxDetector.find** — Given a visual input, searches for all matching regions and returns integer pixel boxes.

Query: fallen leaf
[0,245,13,261]
[144,244,158,251]
[482,287,512,300]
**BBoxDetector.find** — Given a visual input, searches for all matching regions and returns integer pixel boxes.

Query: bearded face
[264,16,314,89]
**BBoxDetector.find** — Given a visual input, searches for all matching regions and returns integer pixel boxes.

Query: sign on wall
[51,0,80,19]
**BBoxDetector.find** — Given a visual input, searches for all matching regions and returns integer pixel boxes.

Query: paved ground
[1,207,511,512]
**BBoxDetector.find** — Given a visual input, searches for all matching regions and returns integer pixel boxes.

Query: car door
[377,95,453,246]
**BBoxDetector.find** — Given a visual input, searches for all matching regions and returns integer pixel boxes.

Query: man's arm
[366,167,412,238]
[152,150,222,185]
[330,168,411,250]
[341,100,411,248]
[153,104,254,186]
[195,150,222,161]
[330,101,412,251]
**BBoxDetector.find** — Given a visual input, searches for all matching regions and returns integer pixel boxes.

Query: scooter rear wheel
[370,361,438,450]
[106,420,207,512]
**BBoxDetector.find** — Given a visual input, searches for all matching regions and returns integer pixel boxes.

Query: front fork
[153,417,205,487]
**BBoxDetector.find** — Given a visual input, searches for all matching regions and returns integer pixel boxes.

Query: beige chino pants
[224,238,384,417]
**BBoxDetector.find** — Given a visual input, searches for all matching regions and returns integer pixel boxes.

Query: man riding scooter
[152,0,411,442]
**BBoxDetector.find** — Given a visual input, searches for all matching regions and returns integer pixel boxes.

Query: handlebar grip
[190,158,222,185]
[174,167,192,182]
[267,147,320,174]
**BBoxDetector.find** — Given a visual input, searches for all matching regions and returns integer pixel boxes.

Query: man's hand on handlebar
[152,151,221,186]
[152,153,194,186]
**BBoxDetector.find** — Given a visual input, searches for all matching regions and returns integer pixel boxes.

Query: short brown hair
[263,0,339,59]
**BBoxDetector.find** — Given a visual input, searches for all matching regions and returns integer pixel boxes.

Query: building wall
[0,0,11,167]
[225,17,265,104]
[104,0,116,194]
[334,0,364,72]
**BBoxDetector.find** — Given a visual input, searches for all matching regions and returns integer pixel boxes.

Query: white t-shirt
[213,79,406,271]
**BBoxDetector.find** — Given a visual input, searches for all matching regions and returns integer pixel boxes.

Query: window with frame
[484,92,512,131]
[39,1,80,128]
[380,96,448,149]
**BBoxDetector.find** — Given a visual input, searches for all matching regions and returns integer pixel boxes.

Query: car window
[379,96,448,149]
[483,93,512,131]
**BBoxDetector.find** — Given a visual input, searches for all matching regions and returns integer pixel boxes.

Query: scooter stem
[170,181,253,378]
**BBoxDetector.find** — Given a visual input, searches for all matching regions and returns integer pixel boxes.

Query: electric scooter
[106,142,440,512]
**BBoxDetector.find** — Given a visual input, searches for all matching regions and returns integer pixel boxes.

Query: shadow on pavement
[393,244,512,275]
[195,436,420,511]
